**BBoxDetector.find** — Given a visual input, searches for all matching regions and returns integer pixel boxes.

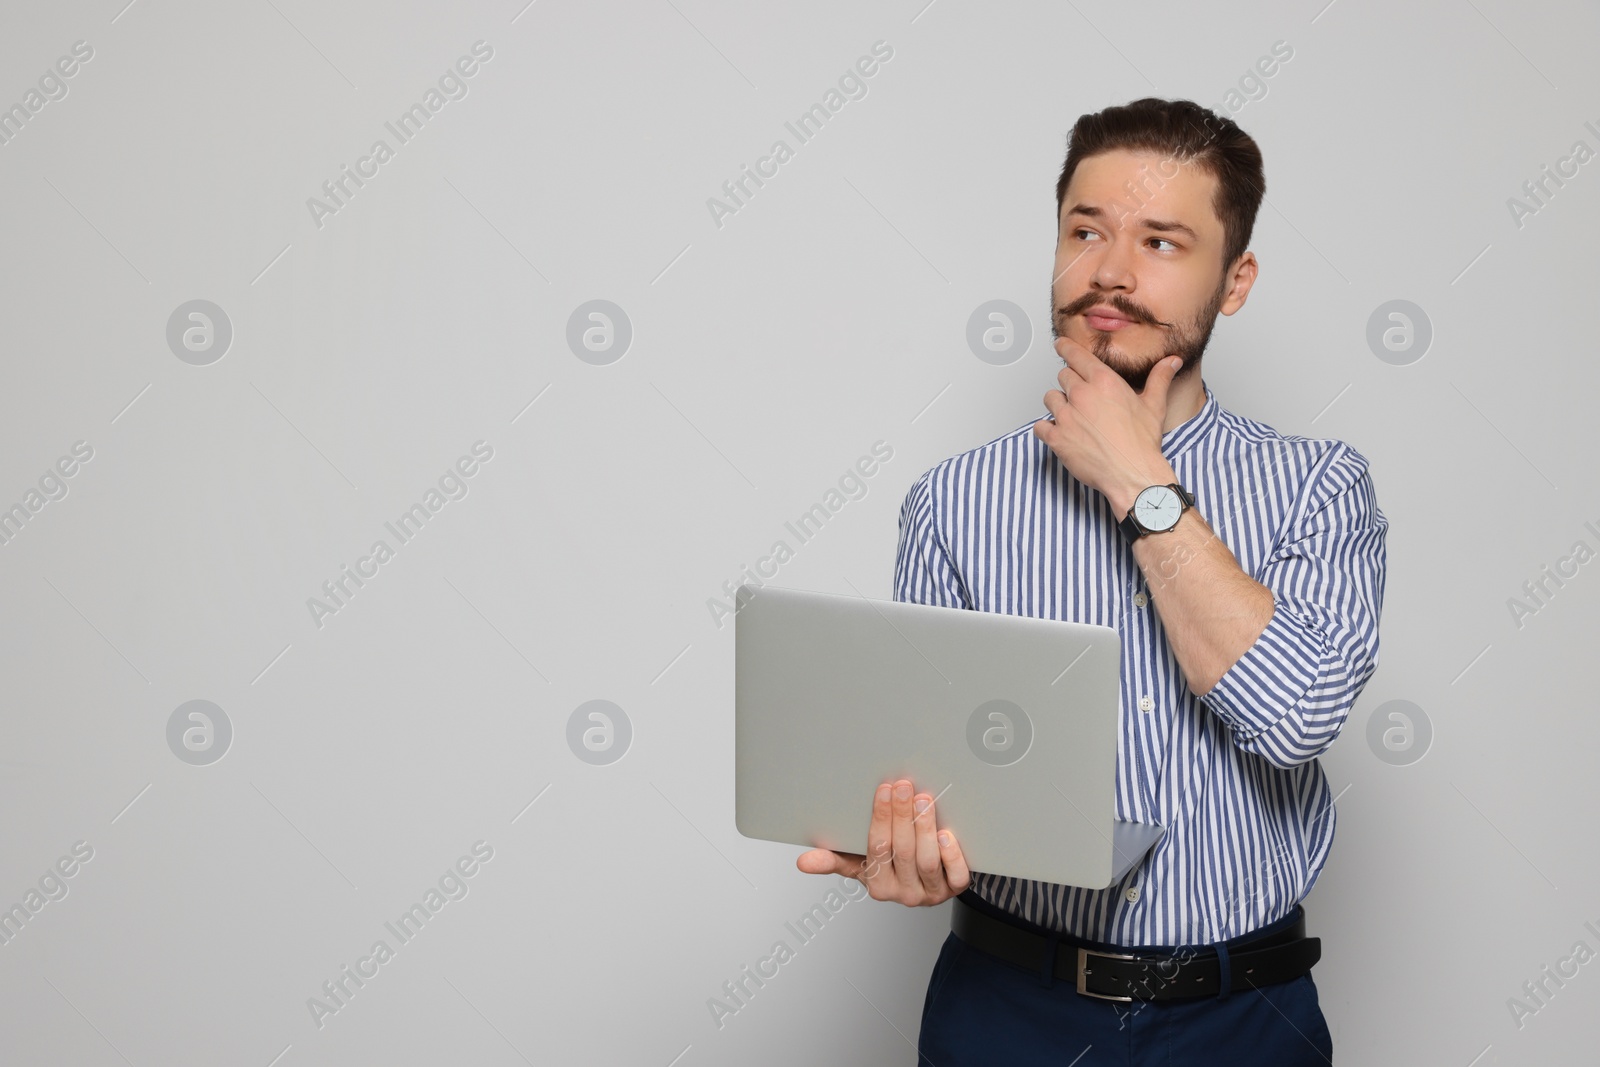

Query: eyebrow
[1065,203,1199,242]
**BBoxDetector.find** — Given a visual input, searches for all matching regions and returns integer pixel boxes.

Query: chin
[1098,345,1160,371]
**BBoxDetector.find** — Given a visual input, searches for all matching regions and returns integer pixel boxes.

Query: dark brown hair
[1055,98,1265,272]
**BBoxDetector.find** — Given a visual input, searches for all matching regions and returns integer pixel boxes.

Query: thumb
[797,848,862,877]
[1142,355,1182,410]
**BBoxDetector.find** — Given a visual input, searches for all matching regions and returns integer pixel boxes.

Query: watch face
[1134,486,1182,532]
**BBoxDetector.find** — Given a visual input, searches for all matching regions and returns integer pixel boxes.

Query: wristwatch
[1118,482,1195,540]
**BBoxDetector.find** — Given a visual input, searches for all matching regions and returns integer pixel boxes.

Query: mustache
[1057,293,1169,328]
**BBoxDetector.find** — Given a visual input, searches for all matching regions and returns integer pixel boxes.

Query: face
[1052,148,1255,392]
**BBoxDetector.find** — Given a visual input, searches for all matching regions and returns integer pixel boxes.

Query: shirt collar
[1160,379,1220,462]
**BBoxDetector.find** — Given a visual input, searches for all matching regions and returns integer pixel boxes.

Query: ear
[1219,251,1259,316]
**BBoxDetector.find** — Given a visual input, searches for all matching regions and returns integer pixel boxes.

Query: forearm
[1110,478,1273,696]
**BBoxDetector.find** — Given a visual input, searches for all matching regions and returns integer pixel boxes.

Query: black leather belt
[951,892,1321,1002]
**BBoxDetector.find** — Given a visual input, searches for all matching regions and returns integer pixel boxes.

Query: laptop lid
[734,584,1164,889]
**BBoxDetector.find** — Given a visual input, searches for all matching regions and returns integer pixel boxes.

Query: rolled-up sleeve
[892,468,972,609]
[1199,443,1389,769]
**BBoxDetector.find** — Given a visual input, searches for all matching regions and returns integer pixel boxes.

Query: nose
[1088,233,1137,293]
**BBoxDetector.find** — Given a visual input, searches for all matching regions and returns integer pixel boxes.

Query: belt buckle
[1075,946,1137,1002]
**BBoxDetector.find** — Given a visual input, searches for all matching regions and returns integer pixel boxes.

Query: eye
[1150,237,1179,251]
[1071,227,1100,242]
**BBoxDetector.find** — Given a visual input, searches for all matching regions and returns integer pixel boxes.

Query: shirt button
[1126,885,1140,903]
[1133,591,1148,608]
[1138,695,1154,713]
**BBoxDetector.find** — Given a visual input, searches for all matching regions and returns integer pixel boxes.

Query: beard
[1051,275,1227,393]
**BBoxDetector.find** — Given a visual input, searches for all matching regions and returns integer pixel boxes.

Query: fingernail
[894,783,912,801]
[914,798,929,815]
[877,784,891,802]
[938,831,952,847]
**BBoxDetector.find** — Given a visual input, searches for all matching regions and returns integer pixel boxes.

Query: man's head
[1051,98,1264,392]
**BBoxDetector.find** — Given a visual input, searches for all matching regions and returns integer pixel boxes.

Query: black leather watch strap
[1118,508,1144,541]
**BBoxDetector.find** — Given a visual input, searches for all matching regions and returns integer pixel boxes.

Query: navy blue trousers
[916,906,1334,1065]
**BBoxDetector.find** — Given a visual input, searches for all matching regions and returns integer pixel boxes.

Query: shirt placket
[1119,553,1161,823]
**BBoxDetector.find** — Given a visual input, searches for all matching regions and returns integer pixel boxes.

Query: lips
[1083,307,1139,330]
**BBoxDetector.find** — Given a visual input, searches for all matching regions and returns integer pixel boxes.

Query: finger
[1031,418,1058,451]
[796,848,864,878]
[937,828,972,894]
[1141,354,1182,408]
[1041,389,1069,420]
[1054,352,1090,389]
[863,782,894,887]
[912,793,947,897]
[1055,335,1102,381]
[890,779,920,893]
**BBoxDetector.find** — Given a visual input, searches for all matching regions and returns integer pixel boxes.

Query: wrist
[1107,463,1178,517]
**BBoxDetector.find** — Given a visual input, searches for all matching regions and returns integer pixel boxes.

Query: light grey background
[1,0,1595,1063]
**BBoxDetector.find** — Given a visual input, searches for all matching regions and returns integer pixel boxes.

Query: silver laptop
[735,584,1164,890]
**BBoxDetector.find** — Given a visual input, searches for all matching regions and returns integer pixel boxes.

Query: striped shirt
[892,379,1388,948]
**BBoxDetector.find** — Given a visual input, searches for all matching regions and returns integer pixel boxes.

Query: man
[797,97,1387,1064]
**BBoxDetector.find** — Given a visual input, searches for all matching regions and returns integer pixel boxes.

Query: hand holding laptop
[795,778,972,907]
